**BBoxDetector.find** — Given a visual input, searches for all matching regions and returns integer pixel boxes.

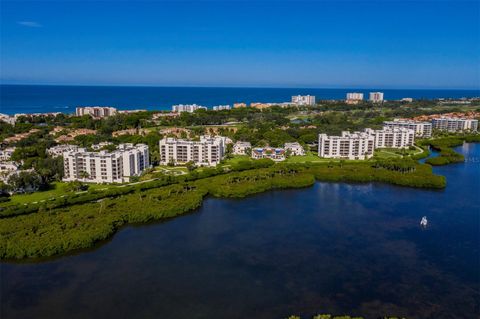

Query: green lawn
[3,182,114,206]
[221,155,252,166]
[284,151,330,163]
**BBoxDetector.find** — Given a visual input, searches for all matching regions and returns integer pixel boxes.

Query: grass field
[4,182,115,206]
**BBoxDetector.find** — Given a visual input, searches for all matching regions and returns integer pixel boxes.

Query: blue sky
[1,0,479,89]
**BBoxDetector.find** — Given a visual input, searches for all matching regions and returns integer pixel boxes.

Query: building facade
[346,92,364,101]
[76,106,117,118]
[212,105,231,111]
[318,131,375,160]
[365,128,415,148]
[233,103,247,108]
[369,92,384,103]
[431,117,478,132]
[159,136,225,166]
[291,95,316,106]
[251,147,286,161]
[232,141,251,155]
[383,119,432,137]
[172,104,208,113]
[284,142,305,155]
[63,144,149,183]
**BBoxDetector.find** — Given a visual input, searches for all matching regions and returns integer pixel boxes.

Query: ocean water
[1,143,479,319]
[1,84,479,115]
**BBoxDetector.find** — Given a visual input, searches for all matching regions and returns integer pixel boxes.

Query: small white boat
[420,216,428,227]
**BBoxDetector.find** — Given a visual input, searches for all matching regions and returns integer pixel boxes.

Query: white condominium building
[431,117,478,132]
[365,128,415,148]
[369,92,384,103]
[76,106,117,118]
[172,104,208,113]
[383,119,432,137]
[159,136,225,166]
[284,142,305,155]
[346,92,364,101]
[318,131,375,160]
[212,105,231,111]
[292,95,316,106]
[63,143,150,183]
[232,141,251,155]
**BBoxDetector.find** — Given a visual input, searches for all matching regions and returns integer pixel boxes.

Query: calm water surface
[1,144,479,319]
[1,84,479,114]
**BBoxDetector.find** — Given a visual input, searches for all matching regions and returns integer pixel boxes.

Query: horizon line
[1,82,479,91]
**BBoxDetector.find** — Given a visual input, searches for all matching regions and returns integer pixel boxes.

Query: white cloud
[17,21,42,28]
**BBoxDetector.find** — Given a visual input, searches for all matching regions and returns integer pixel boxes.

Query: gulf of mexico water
[1,84,479,115]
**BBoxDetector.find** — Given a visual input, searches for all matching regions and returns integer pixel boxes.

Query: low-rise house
[251,147,286,161]
[91,142,114,151]
[0,162,19,182]
[159,136,226,166]
[63,143,150,184]
[284,142,305,156]
[233,141,251,155]
[54,129,97,143]
[0,147,16,161]
[47,144,80,158]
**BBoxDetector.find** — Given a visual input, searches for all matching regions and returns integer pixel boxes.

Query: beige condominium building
[63,143,149,183]
[159,136,225,166]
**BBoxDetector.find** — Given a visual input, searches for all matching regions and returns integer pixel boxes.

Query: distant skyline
[1,0,479,89]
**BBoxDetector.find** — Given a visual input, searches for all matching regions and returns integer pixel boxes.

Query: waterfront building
[292,95,316,106]
[159,136,225,166]
[232,141,251,155]
[346,93,364,104]
[401,98,414,103]
[172,104,207,113]
[0,113,16,125]
[383,119,432,137]
[47,145,79,158]
[76,106,117,118]
[284,142,305,156]
[365,128,415,148]
[431,117,478,132]
[233,103,247,108]
[318,131,375,160]
[62,144,150,183]
[251,147,286,161]
[0,147,16,161]
[369,92,384,103]
[212,105,231,111]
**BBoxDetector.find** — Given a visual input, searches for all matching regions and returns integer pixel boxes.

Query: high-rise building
[291,95,316,106]
[62,144,150,183]
[383,119,432,137]
[212,105,231,111]
[76,106,117,118]
[172,104,208,113]
[365,128,415,148]
[318,131,375,160]
[159,136,225,166]
[369,92,384,103]
[431,117,478,132]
